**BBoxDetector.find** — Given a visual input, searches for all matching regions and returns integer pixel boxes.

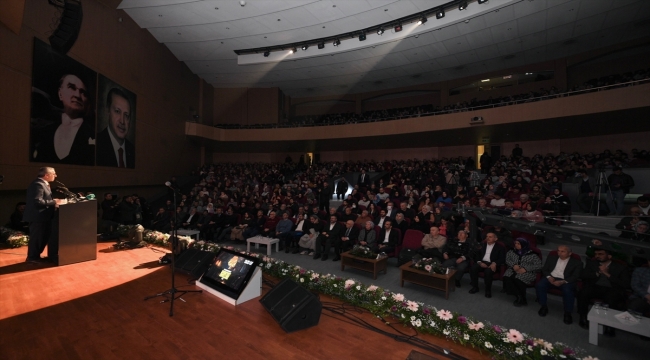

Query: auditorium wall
[213,87,280,125]
[0,0,202,221]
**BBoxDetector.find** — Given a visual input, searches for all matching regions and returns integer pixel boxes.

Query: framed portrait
[29,38,97,165]
[96,75,137,168]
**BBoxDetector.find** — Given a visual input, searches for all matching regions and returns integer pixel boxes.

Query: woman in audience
[231,212,253,241]
[523,203,544,223]
[358,195,370,208]
[439,216,455,238]
[409,215,429,234]
[502,238,542,307]
[435,191,452,205]
[550,187,570,218]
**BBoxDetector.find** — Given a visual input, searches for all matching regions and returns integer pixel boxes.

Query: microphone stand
[144,184,202,316]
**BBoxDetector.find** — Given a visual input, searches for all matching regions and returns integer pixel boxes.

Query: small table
[247,236,280,256]
[399,261,456,300]
[587,307,650,345]
[340,251,388,280]
[173,229,200,242]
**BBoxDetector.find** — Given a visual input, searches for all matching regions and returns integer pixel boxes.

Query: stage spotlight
[436,8,445,19]
[263,50,270,57]
[478,0,488,3]
[459,1,468,10]
[317,42,325,49]
[333,39,340,46]
[290,47,297,53]
[394,24,402,32]
[417,16,427,25]
[359,32,366,41]
[301,44,309,51]
[377,28,384,35]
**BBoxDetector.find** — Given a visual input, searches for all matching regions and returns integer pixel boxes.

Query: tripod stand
[590,169,615,216]
[145,184,202,316]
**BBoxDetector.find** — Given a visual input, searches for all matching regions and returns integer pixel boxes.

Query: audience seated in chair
[469,232,506,298]
[502,238,542,307]
[536,245,583,325]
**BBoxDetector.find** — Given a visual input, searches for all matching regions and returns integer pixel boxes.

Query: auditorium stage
[0,243,486,360]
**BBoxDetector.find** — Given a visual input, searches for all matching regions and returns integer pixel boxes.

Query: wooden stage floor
[0,244,486,360]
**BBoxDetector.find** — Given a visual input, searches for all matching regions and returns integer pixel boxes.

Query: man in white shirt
[469,233,506,298]
[536,245,583,325]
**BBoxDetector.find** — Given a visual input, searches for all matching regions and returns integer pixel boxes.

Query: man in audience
[421,226,447,261]
[469,232,505,298]
[637,196,650,215]
[606,166,634,215]
[443,230,478,287]
[298,215,323,255]
[358,169,371,188]
[313,215,344,261]
[393,213,409,237]
[336,220,359,259]
[397,201,415,220]
[377,220,398,254]
[536,245,583,324]
[628,259,650,315]
[385,201,397,219]
[274,212,293,250]
[339,207,357,223]
[578,248,630,333]
[376,209,388,228]
[260,211,280,237]
[101,193,119,233]
[151,207,170,232]
[355,209,372,226]
[576,170,595,213]
[318,181,332,211]
[180,208,199,229]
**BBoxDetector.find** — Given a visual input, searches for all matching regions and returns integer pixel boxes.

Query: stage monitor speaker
[260,278,322,333]
[49,0,83,54]
[175,248,215,279]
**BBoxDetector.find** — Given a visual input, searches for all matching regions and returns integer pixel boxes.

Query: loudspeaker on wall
[49,0,83,54]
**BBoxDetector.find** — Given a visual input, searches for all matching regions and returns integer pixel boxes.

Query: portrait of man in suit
[30,39,97,166]
[96,76,136,168]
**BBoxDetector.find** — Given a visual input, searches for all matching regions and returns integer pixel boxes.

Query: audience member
[536,245,583,325]
[502,238,542,307]
[469,232,506,298]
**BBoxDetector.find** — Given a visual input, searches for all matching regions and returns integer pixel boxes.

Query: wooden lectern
[54,200,97,266]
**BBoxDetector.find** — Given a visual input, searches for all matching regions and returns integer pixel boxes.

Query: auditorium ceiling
[120,0,650,98]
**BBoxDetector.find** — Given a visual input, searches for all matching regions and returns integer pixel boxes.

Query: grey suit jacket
[23,178,56,222]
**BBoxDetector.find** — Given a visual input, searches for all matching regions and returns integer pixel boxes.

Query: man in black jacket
[377,220,399,254]
[23,167,62,263]
[313,215,344,261]
[318,181,333,211]
[469,232,506,298]
[578,249,630,333]
[606,167,634,215]
[335,220,360,259]
[536,245,583,324]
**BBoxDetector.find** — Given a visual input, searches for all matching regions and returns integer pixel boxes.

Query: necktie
[346,228,351,237]
[118,148,125,168]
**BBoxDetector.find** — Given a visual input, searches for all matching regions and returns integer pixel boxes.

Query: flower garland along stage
[0,227,29,248]
[190,241,595,360]
[3,224,595,360]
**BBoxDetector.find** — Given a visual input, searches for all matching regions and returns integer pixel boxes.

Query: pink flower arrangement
[406,301,419,312]
[392,293,405,302]
[344,279,355,289]
[366,285,378,292]
[507,329,524,343]
[468,321,484,331]
[424,264,432,272]
[436,309,453,321]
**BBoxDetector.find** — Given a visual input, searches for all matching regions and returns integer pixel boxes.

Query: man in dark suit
[180,208,199,229]
[578,249,630,332]
[469,232,506,298]
[357,169,371,189]
[335,220,360,260]
[314,215,344,261]
[317,181,333,212]
[397,202,415,221]
[536,245,583,324]
[23,167,62,263]
[336,177,349,199]
[377,220,399,254]
[96,88,135,168]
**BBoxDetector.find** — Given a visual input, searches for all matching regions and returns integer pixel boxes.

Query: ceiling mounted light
[301,44,309,50]
[333,39,340,46]
[290,47,297,53]
[317,42,325,49]
[359,32,366,41]
[263,50,270,57]
[436,8,445,19]
[394,24,402,32]
[377,28,384,35]
[417,16,428,25]
[478,0,488,4]
[459,1,468,10]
